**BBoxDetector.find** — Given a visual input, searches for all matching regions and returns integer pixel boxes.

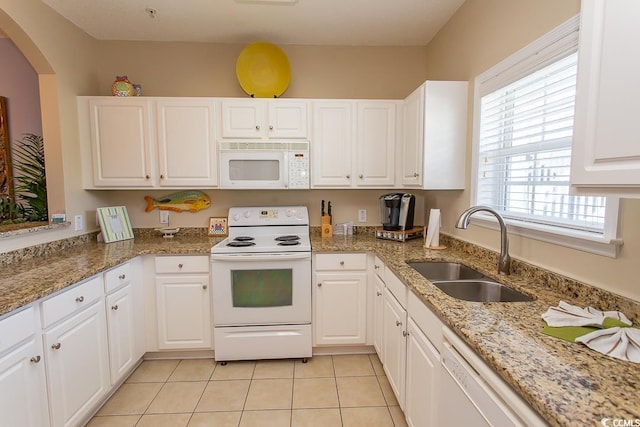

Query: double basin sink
[408,262,533,303]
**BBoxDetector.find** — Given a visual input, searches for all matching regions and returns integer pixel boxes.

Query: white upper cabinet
[571,0,640,197]
[79,97,218,189]
[221,98,308,139]
[312,100,399,188]
[85,97,155,188]
[156,99,218,187]
[400,81,468,189]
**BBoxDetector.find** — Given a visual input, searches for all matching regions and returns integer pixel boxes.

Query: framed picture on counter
[208,216,228,237]
[97,206,134,243]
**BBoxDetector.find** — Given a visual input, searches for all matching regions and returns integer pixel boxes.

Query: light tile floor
[87,354,409,427]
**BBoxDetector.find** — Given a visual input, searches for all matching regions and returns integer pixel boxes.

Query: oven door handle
[211,253,311,262]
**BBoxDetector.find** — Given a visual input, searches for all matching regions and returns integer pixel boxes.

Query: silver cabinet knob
[269,125,273,130]
[51,343,61,350]
[30,355,41,363]
[346,174,350,179]
[359,174,363,179]
[75,296,84,303]
[202,285,208,290]
[145,175,150,179]
[317,283,322,287]
[403,331,409,337]
[374,265,379,270]
[255,125,260,130]
[160,174,164,179]
[340,261,345,266]
[178,263,183,269]
[111,305,119,311]
[119,274,126,280]
[396,320,402,327]
[376,291,382,296]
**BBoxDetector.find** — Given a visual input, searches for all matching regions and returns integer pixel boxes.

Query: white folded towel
[576,327,640,364]
[541,301,632,328]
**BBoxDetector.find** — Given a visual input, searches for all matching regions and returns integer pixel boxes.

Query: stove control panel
[259,209,279,219]
[228,206,309,226]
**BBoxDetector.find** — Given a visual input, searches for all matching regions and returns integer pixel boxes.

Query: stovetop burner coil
[277,240,301,246]
[227,241,256,247]
[275,235,301,241]
[234,236,255,241]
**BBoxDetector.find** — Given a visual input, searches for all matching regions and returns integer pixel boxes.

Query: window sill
[468,215,622,258]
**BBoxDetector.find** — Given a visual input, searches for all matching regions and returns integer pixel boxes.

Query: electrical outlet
[74,214,84,231]
[159,211,169,224]
[358,209,367,223]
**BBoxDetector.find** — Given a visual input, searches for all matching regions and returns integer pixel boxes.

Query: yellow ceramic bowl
[236,41,291,98]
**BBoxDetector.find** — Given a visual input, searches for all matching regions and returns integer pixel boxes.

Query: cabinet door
[156,275,212,350]
[88,98,155,187]
[0,338,49,427]
[405,318,439,427]
[44,301,110,427]
[221,99,265,138]
[356,102,396,187]
[312,102,354,187]
[314,272,367,345]
[382,287,407,409]
[571,0,640,195]
[373,274,385,359]
[401,84,424,186]
[105,284,136,385]
[156,99,218,187]
[268,100,308,138]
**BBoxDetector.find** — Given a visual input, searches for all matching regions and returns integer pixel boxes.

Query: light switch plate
[74,214,84,231]
[358,209,367,223]
[159,211,169,224]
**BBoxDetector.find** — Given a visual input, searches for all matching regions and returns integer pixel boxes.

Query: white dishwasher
[438,327,549,427]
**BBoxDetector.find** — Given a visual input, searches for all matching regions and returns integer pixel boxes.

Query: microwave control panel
[288,151,310,189]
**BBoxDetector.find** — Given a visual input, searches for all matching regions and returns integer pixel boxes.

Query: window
[472,16,621,257]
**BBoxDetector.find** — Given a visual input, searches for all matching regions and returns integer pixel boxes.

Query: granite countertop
[1,231,638,426]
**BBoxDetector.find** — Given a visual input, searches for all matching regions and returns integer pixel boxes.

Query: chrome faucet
[455,206,511,275]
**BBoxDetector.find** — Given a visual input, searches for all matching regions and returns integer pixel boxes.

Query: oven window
[231,269,293,307]
[229,160,280,181]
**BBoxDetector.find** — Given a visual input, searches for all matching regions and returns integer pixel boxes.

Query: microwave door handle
[211,253,311,262]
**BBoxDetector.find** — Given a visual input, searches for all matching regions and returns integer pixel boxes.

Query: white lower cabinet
[382,286,407,409]
[373,273,385,358]
[0,307,49,427]
[405,318,440,427]
[313,254,368,345]
[155,256,212,350]
[43,298,110,427]
[105,284,136,384]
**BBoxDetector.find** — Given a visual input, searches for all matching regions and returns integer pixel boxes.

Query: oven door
[219,150,287,189]
[211,252,311,326]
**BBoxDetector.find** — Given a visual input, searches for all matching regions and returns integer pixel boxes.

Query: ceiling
[40,0,466,46]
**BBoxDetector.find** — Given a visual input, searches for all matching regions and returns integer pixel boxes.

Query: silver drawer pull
[339,261,345,266]
[111,305,119,311]
[178,263,184,269]
[51,343,61,350]
[30,355,41,363]
[75,296,84,303]
[119,274,126,280]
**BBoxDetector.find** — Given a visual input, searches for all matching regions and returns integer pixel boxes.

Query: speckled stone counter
[1,230,639,426]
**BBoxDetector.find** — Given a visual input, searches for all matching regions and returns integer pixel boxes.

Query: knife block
[321,215,332,238]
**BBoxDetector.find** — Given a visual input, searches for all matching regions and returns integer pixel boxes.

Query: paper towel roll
[424,209,441,248]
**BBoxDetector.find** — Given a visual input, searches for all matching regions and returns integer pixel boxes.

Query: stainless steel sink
[408,262,487,281]
[433,280,533,302]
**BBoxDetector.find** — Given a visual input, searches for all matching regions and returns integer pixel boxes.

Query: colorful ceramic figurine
[112,76,135,96]
[144,191,211,213]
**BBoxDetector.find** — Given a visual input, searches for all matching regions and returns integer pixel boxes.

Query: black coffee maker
[379,193,416,231]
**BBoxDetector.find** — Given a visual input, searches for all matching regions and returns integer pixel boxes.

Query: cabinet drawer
[408,290,444,352]
[41,275,103,328]
[385,270,407,308]
[315,253,367,271]
[155,255,209,274]
[0,306,37,354]
[104,262,131,294]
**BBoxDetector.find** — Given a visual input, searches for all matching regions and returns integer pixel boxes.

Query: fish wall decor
[144,190,211,213]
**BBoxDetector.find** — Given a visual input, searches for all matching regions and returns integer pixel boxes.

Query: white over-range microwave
[219,141,310,189]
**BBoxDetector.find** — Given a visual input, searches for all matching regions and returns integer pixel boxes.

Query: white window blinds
[476,35,606,234]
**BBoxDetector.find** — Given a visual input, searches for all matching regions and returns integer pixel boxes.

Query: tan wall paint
[423,0,640,302]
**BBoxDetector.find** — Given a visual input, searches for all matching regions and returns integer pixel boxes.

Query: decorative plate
[236,41,291,98]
